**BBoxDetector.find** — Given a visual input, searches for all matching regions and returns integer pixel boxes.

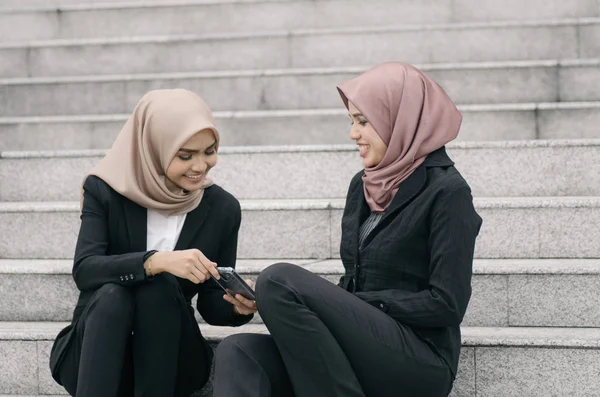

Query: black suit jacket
[51,175,251,378]
[339,147,482,378]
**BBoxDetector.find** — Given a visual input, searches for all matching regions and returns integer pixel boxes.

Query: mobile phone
[211,267,256,301]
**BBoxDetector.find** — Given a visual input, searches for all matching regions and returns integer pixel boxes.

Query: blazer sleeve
[196,200,253,326]
[72,176,152,291]
[354,187,482,328]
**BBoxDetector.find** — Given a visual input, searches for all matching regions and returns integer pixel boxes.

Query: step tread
[0,0,328,14]
[1,196,599,213]
[2,258,600,275]
[0,321,268,341]
[2,101,600,124]
[3,139,600,158]
[0,59,598,85]
[1,321,600,348]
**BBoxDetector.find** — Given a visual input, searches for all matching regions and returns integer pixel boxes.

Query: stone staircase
[0,0,599,396]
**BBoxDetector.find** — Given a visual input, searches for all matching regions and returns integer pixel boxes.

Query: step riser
[457,346,600,397]
[1,62,598,118]
[2,1,452,42]
[2,106,600,151]
[1,338,599,396]
[2,0,599,42]
[0,203,598,259]
[1,24,598,78]
[1,144,599,201]
[2,271,599,328]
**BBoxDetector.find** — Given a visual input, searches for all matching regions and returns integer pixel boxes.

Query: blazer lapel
[382,164,427,220]
[174,199,212,251]
[123,199,147,252]
[350,178,370,263]
[360,164,428,249]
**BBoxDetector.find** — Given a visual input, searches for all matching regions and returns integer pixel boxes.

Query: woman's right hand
[147,249,220,284]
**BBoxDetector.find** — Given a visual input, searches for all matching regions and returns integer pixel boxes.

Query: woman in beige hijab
[214,63,483,397]
[49,89,257,397]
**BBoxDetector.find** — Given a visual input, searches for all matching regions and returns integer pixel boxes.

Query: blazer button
[131,274,135,280]
[120,276,124,281]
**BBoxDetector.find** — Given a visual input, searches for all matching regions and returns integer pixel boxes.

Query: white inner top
[146,209,187,251]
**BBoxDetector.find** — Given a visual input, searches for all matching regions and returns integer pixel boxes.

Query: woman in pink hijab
[214,63,483,397]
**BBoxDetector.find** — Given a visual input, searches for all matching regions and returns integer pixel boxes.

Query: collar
[423,146,454,168]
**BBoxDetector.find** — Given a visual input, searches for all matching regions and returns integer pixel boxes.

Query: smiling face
[166,129,218,192]
[347,101,387,168]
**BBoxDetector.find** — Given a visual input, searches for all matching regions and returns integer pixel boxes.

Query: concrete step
[1,19,599,78]
[1,140,599,201]
[0,321,267,396]
[2,0,599,42]
[1,59,600,117]
[2,102,600,151]
[2,258,600,328]
[0,0,187,5]
[0,197,599,260]
[1,321,599,396]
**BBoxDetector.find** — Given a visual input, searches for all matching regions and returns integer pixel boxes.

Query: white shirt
[146,209,187,251]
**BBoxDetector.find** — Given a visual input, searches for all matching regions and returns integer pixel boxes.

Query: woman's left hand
[223,279,258,316]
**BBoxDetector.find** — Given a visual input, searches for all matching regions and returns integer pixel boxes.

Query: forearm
[73,251,151,291]
[354,287,468,328]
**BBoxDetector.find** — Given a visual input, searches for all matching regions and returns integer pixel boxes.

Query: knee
[255,263,308,317]
[215,334,291,394]
[215,334,271,366]
[135,274,181,309]
[255,262,299,297]
[88,283,134,322]
[214,334,275,393]
[215,334,249,362]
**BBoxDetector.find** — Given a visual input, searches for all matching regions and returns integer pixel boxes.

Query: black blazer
[339,147,482,378]
[50,175,251,377]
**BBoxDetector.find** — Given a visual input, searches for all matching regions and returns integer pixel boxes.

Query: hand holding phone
[212,267,257,316]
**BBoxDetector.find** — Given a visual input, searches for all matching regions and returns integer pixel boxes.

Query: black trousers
[213,263,453,397]
[52,274,212,397]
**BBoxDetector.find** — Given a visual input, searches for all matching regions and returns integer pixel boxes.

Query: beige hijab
[84,89,219,216]
[338,62,462,213]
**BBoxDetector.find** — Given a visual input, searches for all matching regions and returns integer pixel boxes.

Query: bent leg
[213,333,294,397]
[133,274,212,397]
[57,283,135,397]
[256,263,451,397]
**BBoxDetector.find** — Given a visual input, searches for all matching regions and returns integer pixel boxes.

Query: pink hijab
[337,62,462,213]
